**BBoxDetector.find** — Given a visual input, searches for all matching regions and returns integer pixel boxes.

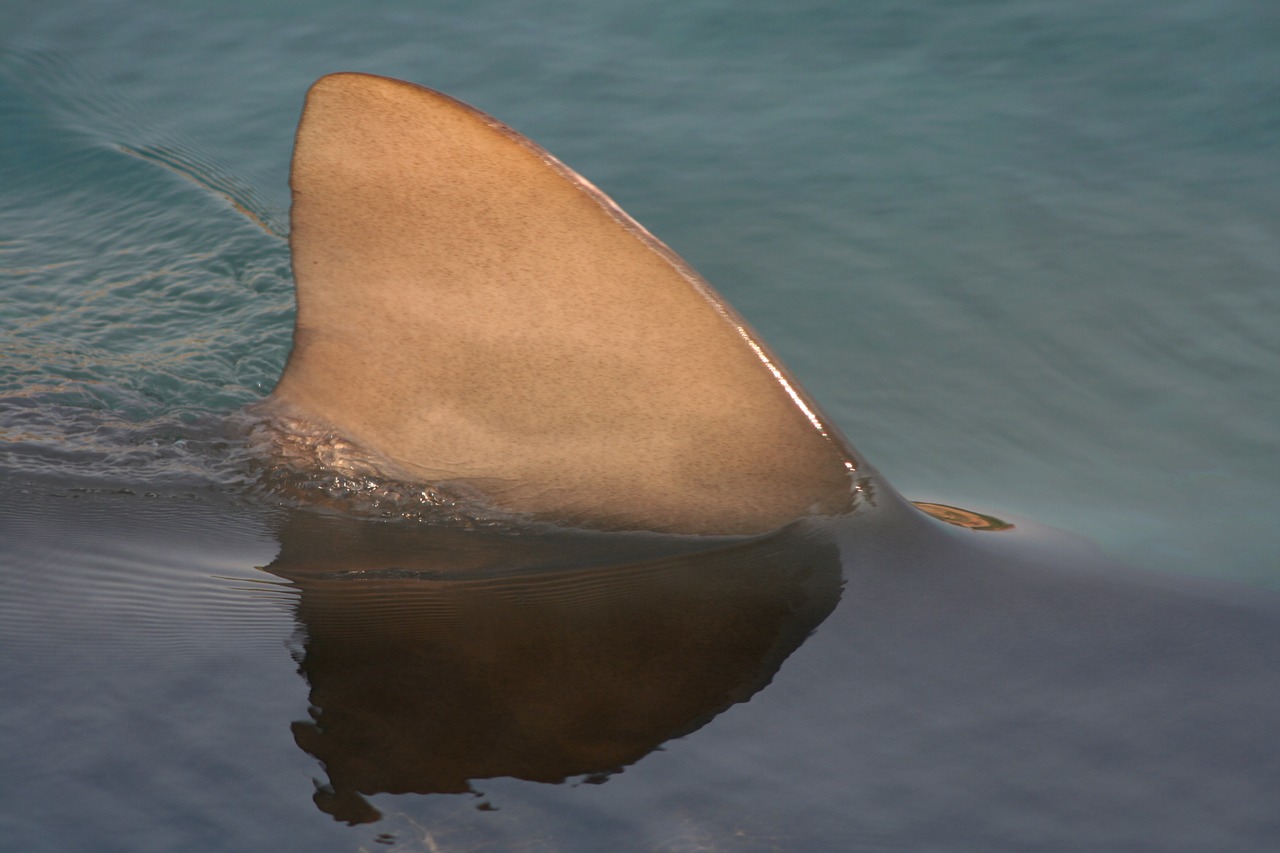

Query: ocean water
[2,1,1278,851]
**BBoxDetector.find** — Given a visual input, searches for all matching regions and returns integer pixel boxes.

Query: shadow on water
[264,511,843,825]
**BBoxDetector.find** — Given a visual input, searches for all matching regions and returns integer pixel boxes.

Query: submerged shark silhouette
[235,74,1280,841]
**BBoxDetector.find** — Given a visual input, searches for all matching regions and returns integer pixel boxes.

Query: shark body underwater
[8,72,1280,845]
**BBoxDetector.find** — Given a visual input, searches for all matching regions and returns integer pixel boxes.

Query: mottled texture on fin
[270,72,865,534]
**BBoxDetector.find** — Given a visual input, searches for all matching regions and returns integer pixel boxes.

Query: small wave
[0,489,293,657]
[0,46,288,236]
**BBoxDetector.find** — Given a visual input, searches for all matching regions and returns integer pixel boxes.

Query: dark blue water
[3,1,1278,850]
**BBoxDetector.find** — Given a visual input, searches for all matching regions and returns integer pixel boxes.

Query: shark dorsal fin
[271,72,863,534]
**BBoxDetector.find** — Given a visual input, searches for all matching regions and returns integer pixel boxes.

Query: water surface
[3,1,1279,850]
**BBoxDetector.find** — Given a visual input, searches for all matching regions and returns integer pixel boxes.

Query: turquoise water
[3,1,1279,850]
[4,0,1278,581]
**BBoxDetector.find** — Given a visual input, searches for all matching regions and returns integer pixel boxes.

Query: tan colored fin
[270,72,864,534]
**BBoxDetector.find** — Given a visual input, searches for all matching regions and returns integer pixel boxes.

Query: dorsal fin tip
[268,71,874,534]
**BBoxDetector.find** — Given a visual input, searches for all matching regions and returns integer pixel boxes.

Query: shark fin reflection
[265,511,842,824]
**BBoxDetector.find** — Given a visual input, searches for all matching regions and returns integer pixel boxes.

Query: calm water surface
[2,1,1278,850]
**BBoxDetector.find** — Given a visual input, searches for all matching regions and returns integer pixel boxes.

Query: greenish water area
[2,1,1278,851]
